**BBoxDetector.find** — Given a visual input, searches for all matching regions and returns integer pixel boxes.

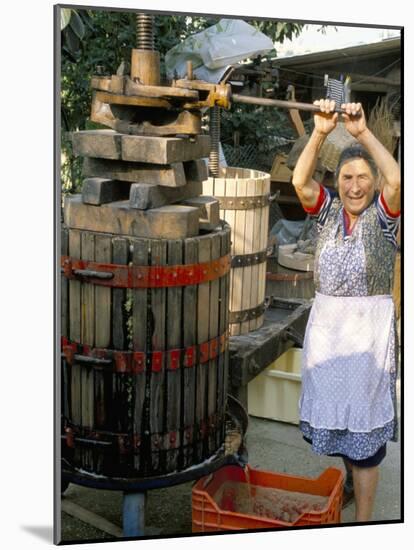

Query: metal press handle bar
[232,93,359,115]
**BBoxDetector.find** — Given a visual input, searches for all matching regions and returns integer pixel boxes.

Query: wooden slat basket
[61,223,231,478]
[203,167,270,335]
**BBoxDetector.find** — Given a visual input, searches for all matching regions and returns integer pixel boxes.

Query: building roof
[274,37,401,69]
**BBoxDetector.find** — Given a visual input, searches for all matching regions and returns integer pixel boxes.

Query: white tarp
[165,19,274,83]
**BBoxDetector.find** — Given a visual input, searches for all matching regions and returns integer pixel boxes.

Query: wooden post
[207,233,220,454]
[132,238,149,473]
[196,236,211,461]
[182,238,197,469]
[149,239,167,472]
[131,49,160,86]
[165,239,183,472]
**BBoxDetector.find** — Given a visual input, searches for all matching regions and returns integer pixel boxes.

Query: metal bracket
[229,302,266,324]
[282,326,304,347]
[215,195,270,210]
[231,249,267,269]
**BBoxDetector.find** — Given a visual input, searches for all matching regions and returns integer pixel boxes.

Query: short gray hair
[334,145,378,187]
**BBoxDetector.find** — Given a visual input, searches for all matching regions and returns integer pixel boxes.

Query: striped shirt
[303,184,400,247]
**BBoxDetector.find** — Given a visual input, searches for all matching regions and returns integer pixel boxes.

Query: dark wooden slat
[68,230,81,343]
[61,225,69,338]
[132,238,149,472]
[81,232,95,346]
[94,365,107,430]
[149,239,167,472]
[196,235,211,461]
[165,239,183,472]
[68,229,82,465]
[222,229,231,439]
[93,234,112,471]
[94,235,112,348]
[112,238,129,350]
[182,238,197,469]
[219,227,231,445]
[207,233,220,455]
[61,358,70,420]
[80,231,95,471]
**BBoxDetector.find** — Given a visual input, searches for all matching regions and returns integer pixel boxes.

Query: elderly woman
[292,99,400,522]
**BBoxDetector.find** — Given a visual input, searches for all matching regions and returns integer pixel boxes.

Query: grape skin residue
[215,482,329,524]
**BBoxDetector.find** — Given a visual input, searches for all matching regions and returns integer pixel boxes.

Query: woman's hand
[313,99,338,136]
[341,102,368,138]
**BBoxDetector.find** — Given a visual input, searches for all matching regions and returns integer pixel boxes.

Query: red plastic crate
[192,465,344,532]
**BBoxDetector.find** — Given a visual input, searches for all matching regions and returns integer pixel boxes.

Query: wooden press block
[72,130,122,160]
[184,159,208,182]
[81,178,130,205]
[129,179,203,210]
[109,75,126,94]
[64,194,200,238]
[82,157,187,187]
[180,196,220,230]
[121,134,211,164]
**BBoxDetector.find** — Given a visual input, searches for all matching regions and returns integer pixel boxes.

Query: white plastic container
[248,348,302,425]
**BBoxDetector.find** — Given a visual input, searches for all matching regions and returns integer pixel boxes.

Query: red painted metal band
[61,254,231,288]
[61,334,229,372]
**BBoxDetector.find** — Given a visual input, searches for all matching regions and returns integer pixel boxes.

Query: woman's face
[337,158,376,216]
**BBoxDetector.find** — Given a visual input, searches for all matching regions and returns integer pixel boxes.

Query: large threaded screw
[136,13,154,50]
[209,106,221,178]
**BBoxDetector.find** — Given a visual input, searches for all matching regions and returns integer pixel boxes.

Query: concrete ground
[60,373,401,543]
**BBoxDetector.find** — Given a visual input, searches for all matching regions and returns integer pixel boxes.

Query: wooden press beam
[82,158,187,187]
[72,131,211,164]
[64,195,200,239]
[129,180,203,210]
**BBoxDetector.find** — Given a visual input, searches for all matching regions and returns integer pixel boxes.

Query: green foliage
[61,9,136,191]
[221,104,294,148]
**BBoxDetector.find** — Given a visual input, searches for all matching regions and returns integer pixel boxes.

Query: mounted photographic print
[54,3,402,544]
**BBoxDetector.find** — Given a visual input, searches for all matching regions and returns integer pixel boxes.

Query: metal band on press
[231,249,268,268]
[229,302,266,324]
[61,254,231,288]
[215,195,270,210]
